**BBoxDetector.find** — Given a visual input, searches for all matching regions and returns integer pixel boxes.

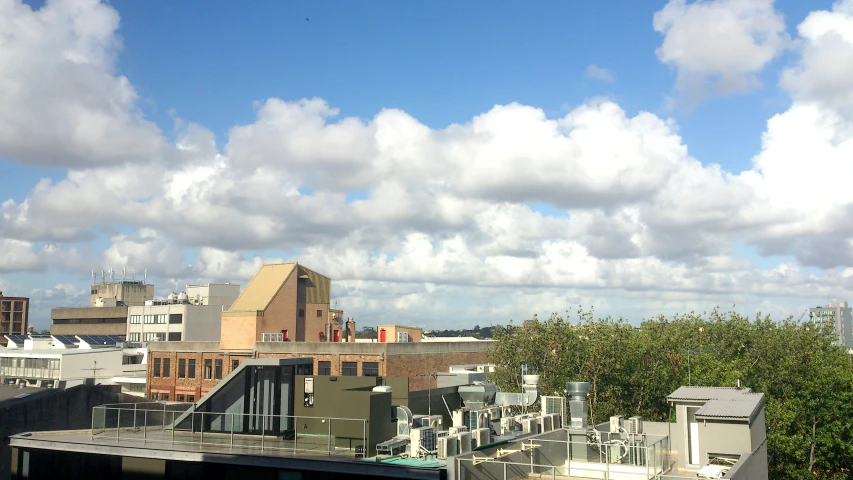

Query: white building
[809,300,853,348]
[0,334,146,395]
[126,283,240,343]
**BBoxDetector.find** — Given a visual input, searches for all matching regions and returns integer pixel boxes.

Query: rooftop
[667,386,765,422]
[228,263,297,312]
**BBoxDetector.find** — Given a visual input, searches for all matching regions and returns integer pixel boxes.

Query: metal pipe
[116,408,120,441]
[327,418,332,456]
[143,410,147,444]
[293,415,297,453]
[171,411,175,445]
[261,414,265,451]
[230,412,234,449]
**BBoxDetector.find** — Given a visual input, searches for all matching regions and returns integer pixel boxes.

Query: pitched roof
[227,263,296,312]
[668,386,765,422]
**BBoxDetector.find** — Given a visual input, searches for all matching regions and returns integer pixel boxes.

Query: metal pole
[327,418,332,456]
[261,414,265,451]
[171,411,175,445]
[230,412,234,449]
[116,408,120,441]
[293,415,297,453]
[688,350,691,386]
[90,408,95,440]
[503,461,508,480]
[133,403,137,430]
[143,410,147,444]
[200,412,204,445]
[362,419,366,457]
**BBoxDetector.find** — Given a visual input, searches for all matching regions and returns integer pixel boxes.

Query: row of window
[0,357,60,370]
[152,357,240,380]
[127,332,181,342]
[150,392,196,402]
[317,361,379,377]
[129,314,184,324]
[296,309,324,318]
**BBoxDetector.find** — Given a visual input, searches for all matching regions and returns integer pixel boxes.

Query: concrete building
[220,263,340,349]
[51,280,155,338]
[127,284,240,343]
[0,334,146,391]
[146,340,490,400]
[0,292,29,346]
[809,300,853,347]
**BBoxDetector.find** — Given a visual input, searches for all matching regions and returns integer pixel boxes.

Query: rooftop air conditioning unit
[473,427,490,448]
[610,415,624,433]
[397,406,413,437]
[436,436,458,459]
[457,431,472,454]
[549,413,562,430]
[521,417,540,435]
[541,415,553,432]
[627,416,643,435]
[410,427,435,455]
[422,414,443,430]
[449,425,468,435]
[499,417,516,435]
[542,396,567,426]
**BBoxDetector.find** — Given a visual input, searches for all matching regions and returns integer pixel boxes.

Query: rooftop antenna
[91,270,96,285]
[132,269,136,281]
[101,270,105,285]
[144,268,148,285]
[123,267,127,283]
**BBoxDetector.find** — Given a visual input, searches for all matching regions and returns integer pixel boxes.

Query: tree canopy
[487,307,853,479]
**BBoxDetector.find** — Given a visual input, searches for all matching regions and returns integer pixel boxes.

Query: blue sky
[2,0,852,330]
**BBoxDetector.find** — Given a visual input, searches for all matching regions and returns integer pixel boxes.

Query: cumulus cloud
[780,0,853,116]
[1,0,853,329]
[654,0,788,106]
[0,0,163,167]
[584,64,615,81]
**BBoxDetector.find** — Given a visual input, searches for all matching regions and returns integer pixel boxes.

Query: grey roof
[0,385,53,407]
[668,386,764,422]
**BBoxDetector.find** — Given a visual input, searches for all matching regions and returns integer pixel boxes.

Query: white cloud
[1,0,853,330]
[654,0,788,106]
[780,0,853,116]
[0,0,164,167]
[584,64,615,82]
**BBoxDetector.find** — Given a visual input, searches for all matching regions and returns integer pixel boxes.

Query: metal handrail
[90,405,368,458]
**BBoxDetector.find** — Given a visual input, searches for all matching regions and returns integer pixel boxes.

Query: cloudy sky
[2,0,852,330]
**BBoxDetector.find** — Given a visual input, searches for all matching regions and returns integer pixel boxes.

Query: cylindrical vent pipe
[566,381,590,429]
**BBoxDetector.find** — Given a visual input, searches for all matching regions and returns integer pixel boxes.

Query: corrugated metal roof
[667,386,752,401]
[694,394,765,421]
[668,386,764,422]
[228,263,296,312]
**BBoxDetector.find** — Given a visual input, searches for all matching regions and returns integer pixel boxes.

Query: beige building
[90,281,154,307]
[376,324,423,343]
[51,280,155,338]
[220,263,338,349]
[0,292,29,346]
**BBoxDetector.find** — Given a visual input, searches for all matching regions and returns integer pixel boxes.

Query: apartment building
[0,292,29,346]
[126,284,240,343]
[809,300,853,347]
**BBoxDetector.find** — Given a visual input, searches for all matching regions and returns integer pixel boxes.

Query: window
[128,332,140,342]
[231,359,240,372]
[298,309,305,317]
[130,315,141,324]
[151,392,159,400]
[168,332,182,341]
[317,309,322,317]
[144,315,155,324]
[214,359,223,380]
[162,358,171,378]
[156,314,167,324]
[177,394,185,402]
[153,358,161,377]
[178,359,186,378]
[363,362,379,377]
[297,364,313,375]
[162,393,169,401]
[187,394,195,402]
[397,332,409,342]
[319,361,331,375]
[204,359,212,379]
[169,314,183,324]
[342,362,357,376]
[188,359,196,379]
[143,332,165,342]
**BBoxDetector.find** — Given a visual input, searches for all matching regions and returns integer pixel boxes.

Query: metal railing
[90,404,367,458]
[455,435,677,480]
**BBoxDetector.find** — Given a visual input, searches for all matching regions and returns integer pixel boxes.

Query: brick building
[146,340,490,400]
[220,263,343,349]
[0,292,29,346]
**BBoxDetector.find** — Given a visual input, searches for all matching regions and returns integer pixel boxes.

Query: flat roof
[0,385,53,407]
[148,340,491,355]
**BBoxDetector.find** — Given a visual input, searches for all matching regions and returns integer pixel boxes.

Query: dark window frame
[318,361,331,375]
[162,358,171,378]
[214,359,223,380]
[178,358,186,378]
[363,362,379,377]
[231,359,240,372]
[342,362,357,376]
[204,359,212,380]
[153,358,161,377]
[316,309,322,317]
[188,359,196,379]
[169,313,183,324]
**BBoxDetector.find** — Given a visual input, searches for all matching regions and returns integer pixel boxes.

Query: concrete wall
[0,384,144,480]
[187,284,240,308]
[51,306,129,337]
[90,283,153,307]
[698,421,751,465]
[219,314,260,350]
[727,439,768,480]
[182,305,225,342]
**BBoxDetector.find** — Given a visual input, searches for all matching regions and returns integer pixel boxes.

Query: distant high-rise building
[0,292,29,346]
[809,300,853,348]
